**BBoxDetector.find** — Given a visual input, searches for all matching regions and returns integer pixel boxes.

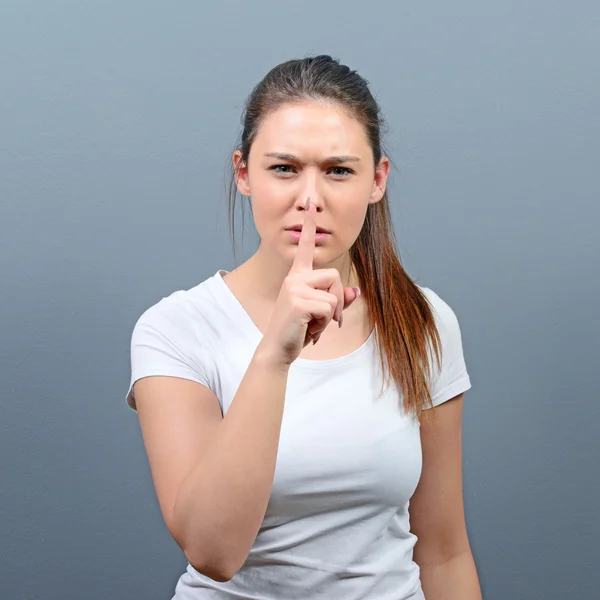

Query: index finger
[291,197,316,272]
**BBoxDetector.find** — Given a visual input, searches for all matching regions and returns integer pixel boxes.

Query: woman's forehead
[252,102,370,155]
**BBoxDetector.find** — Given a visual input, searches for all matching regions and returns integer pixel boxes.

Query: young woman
[126,55,482,599]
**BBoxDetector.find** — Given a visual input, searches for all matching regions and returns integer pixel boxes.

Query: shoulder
[129,270,231,359]
[416,284,462,333]
[126,271,228,410]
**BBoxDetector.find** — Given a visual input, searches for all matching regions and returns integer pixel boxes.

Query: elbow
[185,550,238,583]
[171,513,239,581]
[192,564,234,583]
[172,509,246,582]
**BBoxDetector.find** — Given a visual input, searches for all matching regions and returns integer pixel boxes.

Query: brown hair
[227,55,442,419]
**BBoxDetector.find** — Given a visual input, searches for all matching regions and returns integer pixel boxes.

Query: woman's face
[234,101,389,268]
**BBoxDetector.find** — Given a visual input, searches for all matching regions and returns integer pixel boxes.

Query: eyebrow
[263,152,361,163]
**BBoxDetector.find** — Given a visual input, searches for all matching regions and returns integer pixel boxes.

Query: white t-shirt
[126,269,472,600]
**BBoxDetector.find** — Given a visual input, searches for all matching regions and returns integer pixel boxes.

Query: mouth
[287,226,331,234]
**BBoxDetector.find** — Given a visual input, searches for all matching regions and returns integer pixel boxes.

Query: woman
[126,55,482,599]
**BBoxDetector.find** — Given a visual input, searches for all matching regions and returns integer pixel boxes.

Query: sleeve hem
[125,369,212,412]
[430,375,472,408]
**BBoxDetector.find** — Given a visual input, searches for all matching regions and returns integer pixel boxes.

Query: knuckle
[319,299,332,315]
[290,296,304,312]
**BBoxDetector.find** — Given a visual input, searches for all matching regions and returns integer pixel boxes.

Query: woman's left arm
[409,393,482,600]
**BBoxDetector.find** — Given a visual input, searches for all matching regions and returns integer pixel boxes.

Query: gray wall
[1,1,598,598]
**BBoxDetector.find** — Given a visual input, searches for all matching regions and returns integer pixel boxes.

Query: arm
[134,345,289,582]
[409,393,482,600]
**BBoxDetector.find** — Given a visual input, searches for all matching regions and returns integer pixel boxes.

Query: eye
[329,167,354,177]
[268,164,354,178]
[270,164,296,175]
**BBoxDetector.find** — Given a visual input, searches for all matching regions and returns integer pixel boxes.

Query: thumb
[342,286,361,310]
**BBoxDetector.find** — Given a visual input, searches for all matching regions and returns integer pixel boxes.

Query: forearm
[418,551,482,600]
[174,347,289,578]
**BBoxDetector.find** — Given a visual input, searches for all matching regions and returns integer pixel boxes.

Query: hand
[257,198,361,368]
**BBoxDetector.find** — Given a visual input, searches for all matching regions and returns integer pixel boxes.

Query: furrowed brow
[264,152,361,164]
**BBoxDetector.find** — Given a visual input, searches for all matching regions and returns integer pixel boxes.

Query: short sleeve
[423,288,472,409]
[125,301,212,412]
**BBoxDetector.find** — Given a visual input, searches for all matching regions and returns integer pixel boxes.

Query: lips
[287,225,331,234]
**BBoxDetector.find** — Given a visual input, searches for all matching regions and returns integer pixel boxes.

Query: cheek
[250,187,285,237]
[249,173,282,205]
[344,204,369,237]
[336,194,371,241]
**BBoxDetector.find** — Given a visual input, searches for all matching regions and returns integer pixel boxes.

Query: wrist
[252,341,292,375]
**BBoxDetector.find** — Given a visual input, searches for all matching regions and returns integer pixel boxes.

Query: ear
[369,157,390,204]
[233,150,251,197]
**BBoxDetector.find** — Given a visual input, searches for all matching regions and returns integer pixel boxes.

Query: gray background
[1,1,598,598]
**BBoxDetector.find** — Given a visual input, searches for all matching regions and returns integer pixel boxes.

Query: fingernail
[338,313,344,328]
[305,196,311,210]
[353,287,361,297]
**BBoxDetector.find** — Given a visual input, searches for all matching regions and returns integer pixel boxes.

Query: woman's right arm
[134,347,289,582]
[133,200,358,581]
[177,346,290,580]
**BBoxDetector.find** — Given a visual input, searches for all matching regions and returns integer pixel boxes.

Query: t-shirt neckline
[214,269,375,370]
